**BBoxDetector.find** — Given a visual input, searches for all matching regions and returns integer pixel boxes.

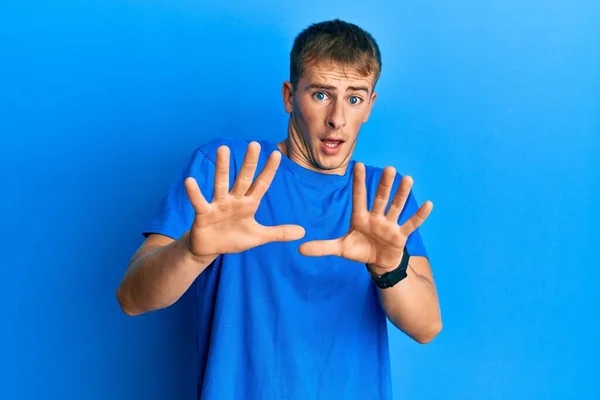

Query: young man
[117,19,441,400]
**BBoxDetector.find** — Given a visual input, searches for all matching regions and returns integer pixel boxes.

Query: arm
[117,142,305,317]
[369,256,442,344]
[299,164,442,344]
[116,232,215,316]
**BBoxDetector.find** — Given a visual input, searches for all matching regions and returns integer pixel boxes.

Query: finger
[257,224,306,244]
[400,201,434,236]
[247,150,281,201]
[298,238,343,257]
[213,145,230,202]
[231,142,260,198]
[352,162,368,214]
[386,175,413,222]
[371,166,396,215]
[184,177,210,216]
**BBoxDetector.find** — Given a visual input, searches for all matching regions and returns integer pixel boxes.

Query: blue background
[2,1,598,399]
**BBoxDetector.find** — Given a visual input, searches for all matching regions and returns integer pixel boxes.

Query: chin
[316,155,348,171]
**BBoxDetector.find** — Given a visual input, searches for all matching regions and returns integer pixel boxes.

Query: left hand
[298,163,433,274]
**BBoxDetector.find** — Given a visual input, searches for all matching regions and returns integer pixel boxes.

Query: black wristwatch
[366,247,410,289]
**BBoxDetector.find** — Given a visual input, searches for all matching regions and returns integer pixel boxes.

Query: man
[117,19,441,399]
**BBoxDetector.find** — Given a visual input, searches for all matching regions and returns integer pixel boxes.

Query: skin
[116,60,442,345]
[279,61,376,174]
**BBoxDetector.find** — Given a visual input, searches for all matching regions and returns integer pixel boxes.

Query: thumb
[298,238,343,257]
[258,224,306,244]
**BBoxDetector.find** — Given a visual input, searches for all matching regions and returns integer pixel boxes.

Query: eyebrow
[306,83,370,94]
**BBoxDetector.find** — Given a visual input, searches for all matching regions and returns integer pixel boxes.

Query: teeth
[324,141,340,148]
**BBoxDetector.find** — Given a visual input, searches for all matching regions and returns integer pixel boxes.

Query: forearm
[374,263,442,343]
[116,233,215,316]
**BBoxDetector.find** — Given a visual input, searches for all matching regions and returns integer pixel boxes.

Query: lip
[320,139,344,155]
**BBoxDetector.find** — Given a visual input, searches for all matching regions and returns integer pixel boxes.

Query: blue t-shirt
[143,136,428,400]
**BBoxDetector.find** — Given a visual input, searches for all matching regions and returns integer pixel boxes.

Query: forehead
[300,61,375,89]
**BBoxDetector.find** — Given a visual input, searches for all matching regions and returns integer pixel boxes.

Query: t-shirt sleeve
[141,148,216,240]
[395,177,429,260]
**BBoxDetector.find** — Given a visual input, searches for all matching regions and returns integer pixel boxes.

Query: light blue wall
[2,1,598,399]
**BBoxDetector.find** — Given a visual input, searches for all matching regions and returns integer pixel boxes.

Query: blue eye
[349,96,361,105]
[314,92,327,101]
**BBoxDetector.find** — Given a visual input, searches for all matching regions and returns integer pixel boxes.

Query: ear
[363,91,377,123]
[282,81,294,113]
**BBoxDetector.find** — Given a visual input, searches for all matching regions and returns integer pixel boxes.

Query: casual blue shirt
[142,136,428,400]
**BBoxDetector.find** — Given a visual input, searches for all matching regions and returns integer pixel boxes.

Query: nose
[327,100,346,130]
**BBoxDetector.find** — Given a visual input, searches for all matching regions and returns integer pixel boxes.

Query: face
[281,61,377,175]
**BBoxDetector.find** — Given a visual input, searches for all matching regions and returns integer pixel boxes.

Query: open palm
[298,163,433,272]
[184,142,305,260]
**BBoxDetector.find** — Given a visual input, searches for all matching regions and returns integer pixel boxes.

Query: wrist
[366,263,394,277]
[179,232,217,266]
[367,253,405,276]
[366,248,410,289]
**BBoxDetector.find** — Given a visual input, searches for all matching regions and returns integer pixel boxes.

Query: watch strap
[367,247,410,289]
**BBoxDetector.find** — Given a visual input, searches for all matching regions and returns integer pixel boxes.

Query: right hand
[182,141,305,262]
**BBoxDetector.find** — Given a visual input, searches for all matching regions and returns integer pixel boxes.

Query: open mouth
[320,139,344,155]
